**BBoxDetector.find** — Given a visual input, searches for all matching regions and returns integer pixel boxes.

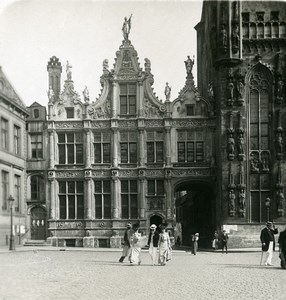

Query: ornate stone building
[195,0,286,247]
[25,1,286,248]
[0,67,29,246]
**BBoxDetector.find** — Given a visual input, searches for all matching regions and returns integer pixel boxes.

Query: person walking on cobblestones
[147,224,160,266]
[221,230,229,254]
[119,222,133,263]
[158,223,171,266]
[260,221,278,266]
[129,223,142,265]
[192,233,199,255]
[278,226,286,269]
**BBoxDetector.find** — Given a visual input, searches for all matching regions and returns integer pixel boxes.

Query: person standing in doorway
[147,224,160,266]
[260,221,278,266]
[119,222,132,263]
[221,230,229,254]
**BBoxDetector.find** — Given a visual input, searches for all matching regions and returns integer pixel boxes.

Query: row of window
[57,180,164,220]
[1,170,20,212]
[1,118,21,155]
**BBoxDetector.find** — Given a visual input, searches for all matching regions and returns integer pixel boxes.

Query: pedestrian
[147,224,160,266]
[192,233,199,255]
[260,221,278,266]
[119,222,133,263]
[278,226,286,269]
[129,223,142,265]
[158,223,171,266]
[212,230,219,250]
[221,230,229,254]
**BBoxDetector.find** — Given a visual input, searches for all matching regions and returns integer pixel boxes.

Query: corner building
[195,0,286,247]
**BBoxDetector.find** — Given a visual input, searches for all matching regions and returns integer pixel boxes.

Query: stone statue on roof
[122,14,132,41]
[164,82,171,101]
[185,55,195,75]
[66,61,72,80]
[83,86,90,103]
[47,86,55,103]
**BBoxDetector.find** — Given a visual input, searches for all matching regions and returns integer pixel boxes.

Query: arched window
[248,65,272,222]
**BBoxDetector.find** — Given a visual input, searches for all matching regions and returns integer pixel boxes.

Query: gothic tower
[47,56,62,100]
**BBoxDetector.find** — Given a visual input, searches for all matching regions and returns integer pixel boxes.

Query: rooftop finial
[122,14,132,41]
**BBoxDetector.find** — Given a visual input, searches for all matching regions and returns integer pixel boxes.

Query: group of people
[260,221,286,268]
[118,222,172,266]
[212,230,229,254]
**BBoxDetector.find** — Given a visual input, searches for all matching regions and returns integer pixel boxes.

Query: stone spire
[47,56,62,100]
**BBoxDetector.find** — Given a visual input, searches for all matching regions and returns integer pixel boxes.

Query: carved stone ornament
[91,121,110,129]
[250,151,260,173]
[276,131,283,160]
[238,188,246,217]
[145,119,164,128]
[276,76,284,104]
[228,189,236,217]
[276,190,284,217]
[231,23,240,54]
[92,170,110,177]
[227,133,235,160]
[219,24,228,53]
[119,169,137,177]
[148,198,164,210]
[172,168,211,177]
[55,122,83,129]
[172,119,214,128]
[56,171,84,178]
[144,99,164,118]
[118,120,137,128]
[146,169,164,177]
[87,99,111,119]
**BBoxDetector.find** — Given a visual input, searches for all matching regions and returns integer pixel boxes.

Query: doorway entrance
[150,214,163,232]
[30,207,46,240]
[175,181,215,248]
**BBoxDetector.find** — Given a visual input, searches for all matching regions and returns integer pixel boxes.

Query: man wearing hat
[119,222,133,263]
[147,224,160,265]
[260,221,278,266]
[278,226,286,269]
[221,230,229,254]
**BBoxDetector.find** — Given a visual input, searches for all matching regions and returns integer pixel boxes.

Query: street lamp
[265,197,271,222]
[8,195,15,251]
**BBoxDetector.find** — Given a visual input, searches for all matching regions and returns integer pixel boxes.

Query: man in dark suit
[119,222,133,263]
[260,221,278,266]
[147,224,160,266]
[278,227,286,269]
[221,230,229,254]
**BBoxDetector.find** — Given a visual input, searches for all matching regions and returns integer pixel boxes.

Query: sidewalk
[0,244,262,254]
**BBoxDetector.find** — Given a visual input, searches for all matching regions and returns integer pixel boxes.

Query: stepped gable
[172,58,212,118]
[0,66,28,112]
[53,61,83,120]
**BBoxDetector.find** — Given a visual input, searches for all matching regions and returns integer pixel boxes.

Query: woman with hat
[158,223,171,266]
[129,223,142,265]
[147,224,160,266]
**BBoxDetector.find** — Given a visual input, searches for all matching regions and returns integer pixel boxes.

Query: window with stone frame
[1,118,8,151]
[119,83,136,115]
[31,134,43,159]
[94,180,111,219]
[93,131,111,163]
[120,131,137,163]
[31,175,45,201]
[65,107,74,119]
[58,181,84,220]
[14,125,21,155]
[58,132,84,164]
[147,179,165,196]
[248,66,272,223]
[1,171,9,211]
[121,180,138,219]
[177,130,204,162]
[147,131,164,163]
[14,175,20,212]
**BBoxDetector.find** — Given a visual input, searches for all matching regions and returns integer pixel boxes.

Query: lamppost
[265,197,271,222]
[8,195,15,251]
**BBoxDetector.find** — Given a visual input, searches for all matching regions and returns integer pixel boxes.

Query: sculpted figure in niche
[239,189,246,212]
[277,190,285,210]
[47,86,55,103]
[277,132,283,154]
[208,82,214,101]
[227,81,234,103]
[277,79,284,100]
[66,61,72,80]
[232,24,240,51]
[238,133,244,155]
[237,80,245,100]
[229,189,236,213]
[122,15,132,40]
[228,133,235,156]
[164,82,171,101]
[184,55,195,75]
[250,153,259,172]
[220,24,228,48]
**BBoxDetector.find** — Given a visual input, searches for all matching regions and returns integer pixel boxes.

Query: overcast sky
[0,0,203,107]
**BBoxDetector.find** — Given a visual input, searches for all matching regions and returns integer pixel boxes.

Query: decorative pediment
[143,98,165,118]
[87,98,111,119]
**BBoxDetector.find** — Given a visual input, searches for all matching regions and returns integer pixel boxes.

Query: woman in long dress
[129,223,142,265]
[158,223,171,266]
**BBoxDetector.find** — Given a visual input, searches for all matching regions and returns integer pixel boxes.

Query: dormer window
[186,105,195,116]
[34,109,39,118]
[66,107,74,119]
[120,83,136,115]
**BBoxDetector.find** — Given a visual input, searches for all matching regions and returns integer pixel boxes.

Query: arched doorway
[175,181,215,248]
[30,207,47,240]
[150,214,163,232]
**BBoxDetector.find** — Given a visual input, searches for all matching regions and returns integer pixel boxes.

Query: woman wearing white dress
[158,223,171,266]
[129,223,142,265]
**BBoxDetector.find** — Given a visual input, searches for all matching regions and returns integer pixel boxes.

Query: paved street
[0,249,285,300]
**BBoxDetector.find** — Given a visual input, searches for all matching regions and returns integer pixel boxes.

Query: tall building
[195,0,286,247]
[0,67,29,246]
[24,0,286,248]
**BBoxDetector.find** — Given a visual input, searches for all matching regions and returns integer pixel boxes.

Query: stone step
[24,240,48,246]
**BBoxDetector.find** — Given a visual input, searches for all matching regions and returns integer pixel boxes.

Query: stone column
[50,178,56,219]
[85,177,92,219]
[112,128,119,167]
[165,178,172,219]
[112,81,117,118]
[49,131,55,169]
[112,175,119,219]
[165,127,171,166]
[138,81,144,117]
[138,128,145,167]
[139,178,145,218]
[85,129,91,168]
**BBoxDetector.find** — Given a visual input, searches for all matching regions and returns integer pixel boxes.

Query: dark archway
[30,206,47,240]
[175,181,215,248]
[150,214,163,232]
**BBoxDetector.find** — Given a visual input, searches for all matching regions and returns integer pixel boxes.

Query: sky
[0,0,203,107]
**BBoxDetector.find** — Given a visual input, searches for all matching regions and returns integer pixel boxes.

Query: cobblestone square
[0,249,285,300]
